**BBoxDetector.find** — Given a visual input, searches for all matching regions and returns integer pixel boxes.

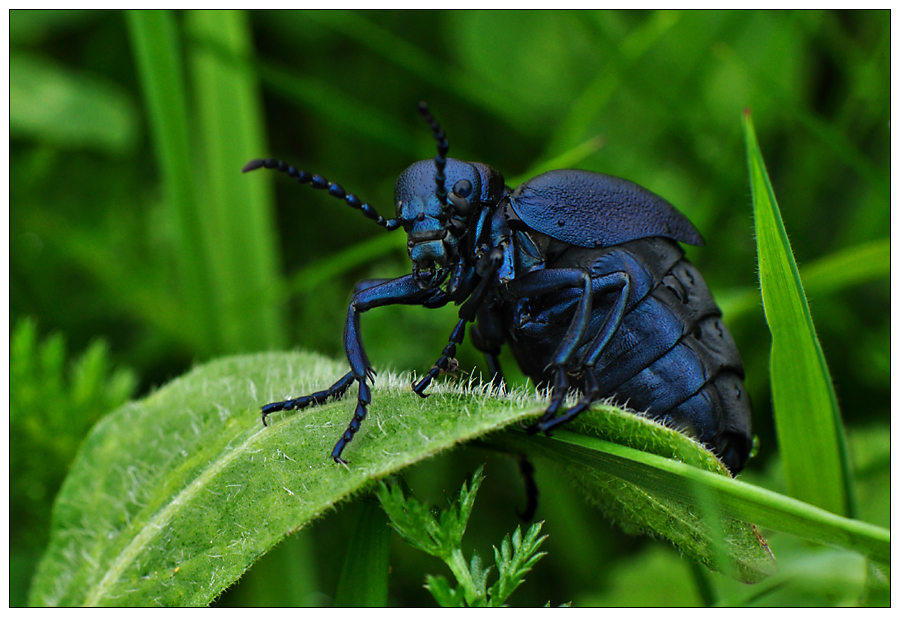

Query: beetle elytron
[245,103,753,473]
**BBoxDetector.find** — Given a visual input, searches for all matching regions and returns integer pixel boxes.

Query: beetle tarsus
[260,371,355,426]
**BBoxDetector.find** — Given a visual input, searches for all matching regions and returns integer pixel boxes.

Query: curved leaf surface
[31,351,813,605]
[29,352,540,606]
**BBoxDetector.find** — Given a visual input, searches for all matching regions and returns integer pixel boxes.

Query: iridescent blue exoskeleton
[244,103,753,474]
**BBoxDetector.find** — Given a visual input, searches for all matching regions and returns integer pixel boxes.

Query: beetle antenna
[417,101,449,207]
[242,158,402,231]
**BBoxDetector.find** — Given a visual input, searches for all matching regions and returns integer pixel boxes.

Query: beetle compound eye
[452,179,473,198]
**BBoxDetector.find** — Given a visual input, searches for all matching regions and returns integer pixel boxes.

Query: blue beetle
[245,103,753,473]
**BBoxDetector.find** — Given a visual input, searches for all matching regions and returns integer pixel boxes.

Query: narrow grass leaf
[717,237,890,322]
[125,9,216,354]
[289,233,407,295]
[490,409,778,584]
[743,111,853,517]
[499,429,888,563]
[185,10,286,353]
[796,237,890,296]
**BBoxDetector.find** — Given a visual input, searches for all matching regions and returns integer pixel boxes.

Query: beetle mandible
[244,102,753,473]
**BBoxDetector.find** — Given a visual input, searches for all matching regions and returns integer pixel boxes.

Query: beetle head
[395,158,503,289]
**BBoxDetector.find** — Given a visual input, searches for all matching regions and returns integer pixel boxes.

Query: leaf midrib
[82,423,268,606]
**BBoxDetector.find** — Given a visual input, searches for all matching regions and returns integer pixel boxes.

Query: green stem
[444,548,479,606]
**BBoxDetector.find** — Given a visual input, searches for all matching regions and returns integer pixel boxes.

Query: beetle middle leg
[503,268,595,423]
[412,249,503,396]
[527,271,632,433]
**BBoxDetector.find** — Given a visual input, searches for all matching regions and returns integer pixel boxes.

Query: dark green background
[10,9,890,607]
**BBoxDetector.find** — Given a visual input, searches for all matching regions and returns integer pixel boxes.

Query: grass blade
[716,236,890,322]
[497,430,888,563]
[185,10,286,353]
[288,233,406,295]
[742,110,853,517]
[491,413,777,584]
[126,9,219,354]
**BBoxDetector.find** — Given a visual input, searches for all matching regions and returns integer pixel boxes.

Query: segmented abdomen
[506,237,753,472]
[592,255,752,471]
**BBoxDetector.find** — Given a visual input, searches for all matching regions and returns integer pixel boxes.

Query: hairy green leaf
[30,352,541,606]
[34,348,885,605]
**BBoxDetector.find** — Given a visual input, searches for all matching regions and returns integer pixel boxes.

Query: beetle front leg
[336,275,451,462]
[262,274,447,464]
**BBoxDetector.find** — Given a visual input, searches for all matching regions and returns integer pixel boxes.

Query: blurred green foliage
[10,319,137,604]
[10,9,889,607]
